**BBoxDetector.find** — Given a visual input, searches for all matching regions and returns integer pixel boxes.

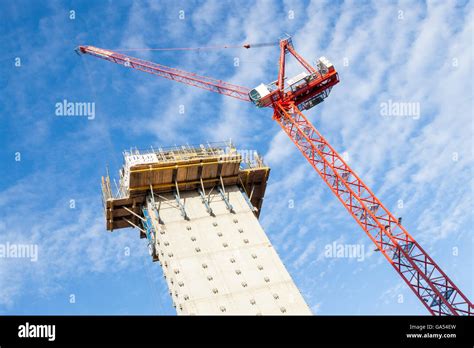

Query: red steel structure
[76,37,473,315]
[76,45,250,101]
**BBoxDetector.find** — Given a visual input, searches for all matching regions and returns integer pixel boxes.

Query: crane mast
[273,103,472,315]
[76,37,473,315]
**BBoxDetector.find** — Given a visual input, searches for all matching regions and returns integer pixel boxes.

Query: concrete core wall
[147,185,312,315]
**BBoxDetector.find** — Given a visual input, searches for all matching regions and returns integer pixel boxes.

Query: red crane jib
[77,38,473,316]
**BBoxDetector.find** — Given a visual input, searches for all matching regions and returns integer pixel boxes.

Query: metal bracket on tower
[148,184,164,224]
[122,217,146,233]
[199,177,214,216]
[122,206,147,223]
[149,183,156,209]
[239,186,257,213]
[174,179,189,220]
[218,175,234,213]
[142,207,159,262]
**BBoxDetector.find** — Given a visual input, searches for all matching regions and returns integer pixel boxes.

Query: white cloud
[293,240,317,268]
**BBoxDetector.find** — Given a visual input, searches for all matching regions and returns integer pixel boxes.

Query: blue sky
[0,0,472,315]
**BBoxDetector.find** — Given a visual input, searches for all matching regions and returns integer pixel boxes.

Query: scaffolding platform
[101,141,270,231]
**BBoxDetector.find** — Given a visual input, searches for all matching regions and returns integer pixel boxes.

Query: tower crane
[76,36,473,316]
